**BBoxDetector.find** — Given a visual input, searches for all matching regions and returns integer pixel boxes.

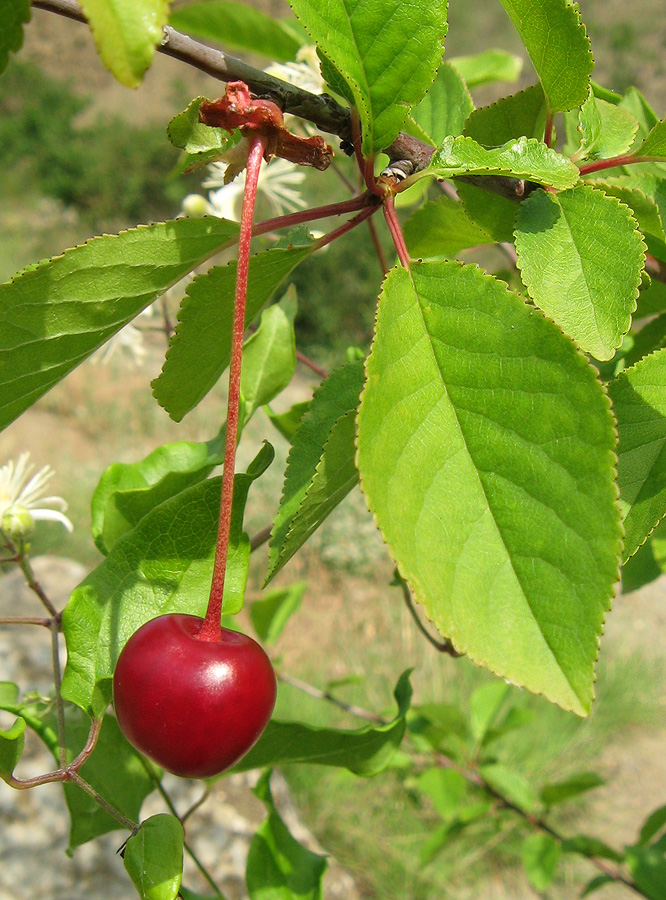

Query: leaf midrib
[409,272,579,698]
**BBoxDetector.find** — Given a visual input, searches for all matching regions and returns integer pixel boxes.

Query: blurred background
[0,1,665,898]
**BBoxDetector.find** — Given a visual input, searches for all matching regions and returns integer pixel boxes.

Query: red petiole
[200,133,267,642]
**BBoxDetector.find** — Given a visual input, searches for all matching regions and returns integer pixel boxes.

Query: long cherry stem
[201,134,267,642]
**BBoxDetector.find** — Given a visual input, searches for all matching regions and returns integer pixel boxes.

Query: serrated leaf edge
[355,261,623,714]
[276,407,359,573]
[515,184,647,361]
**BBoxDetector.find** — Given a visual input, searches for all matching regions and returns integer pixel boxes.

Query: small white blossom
[202,157,307,221]
[265,45,325,95]
[91,307,156,368]
[0,453,73,537]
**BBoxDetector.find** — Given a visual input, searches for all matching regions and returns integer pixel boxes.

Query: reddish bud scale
[199,81,333,171]
[113,614,276,778]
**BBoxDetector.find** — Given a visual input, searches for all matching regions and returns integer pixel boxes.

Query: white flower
[265,45,325,95]
[202,157,307,221]
[0,453,73,538]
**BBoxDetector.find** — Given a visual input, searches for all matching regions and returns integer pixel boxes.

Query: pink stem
[578,153,658,175]
[253,193,375,236]
[383,195,411,269]
[201,134,267,642]
[312,205,379,252]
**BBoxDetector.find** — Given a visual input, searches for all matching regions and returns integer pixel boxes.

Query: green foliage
[268,359,365,580]
[170,1,305,62]
[153,245,311,421]
[3,1,666,898]
[77,0,170,87]
[167,96,242,174]
[409,62,473,147]
[514,184,645,360]
[0,0,30,74]
[250,582,307,645]
[609,348,666,560]
[124,815,184,900]
[498,0,594,112]
[233,670,411,776]
[247,771,327,900]
[0,217,238,432]
[288,0,448,155]
[357,261,621,714]
[417,134,579,189]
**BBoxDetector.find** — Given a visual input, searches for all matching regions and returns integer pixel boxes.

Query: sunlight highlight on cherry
[113,614,276,778]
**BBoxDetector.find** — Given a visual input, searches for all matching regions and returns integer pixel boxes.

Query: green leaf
[448,49,522,88]
[0,217,239,433]
[623,315,666,369]
[573,91,639,161]
[63,710,155,849]
[167,96,241,174]
[480,763,538,812]
[357,261,622,715]
[561,835,623,862]
[621,518,666,594]
[153,246,311,422]
[287,0,448,156]
[0,0,30,75]
[498,0,593,112]
[637,278,666,319]
[469,682,510,744]
[522,833,561,892]
[540,772,604,807]
[250,582,306,645]
[626,844,666,900]
[417,768,467,820]
[247,771,327,900]
[124,815,184,900]
[267,359,365,582]
[232,671,412,776]
[241,287,297,421]
[608,349,666,560]
[78,0,170,87]
[410,62,474,147]
[638,119,666,160]
[514,185,645,360]
[582,875,615,897]
[417,135,579,190]
[62,447,273,717]
[170,1,304,62]
[483,705,533,746]
[264,400,311,442]
[0,716,25,778]
[403,195,493,259]
[640,806,666,846]
[92,434,224,555]
[407,703,468,755]
[591,181,665,244]
[456,181,520,242]
[464,84,547,146]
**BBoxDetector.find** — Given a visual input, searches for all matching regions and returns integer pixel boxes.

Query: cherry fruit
[113,614,276,778]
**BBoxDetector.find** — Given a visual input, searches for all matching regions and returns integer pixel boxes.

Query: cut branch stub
[199,81,333,170]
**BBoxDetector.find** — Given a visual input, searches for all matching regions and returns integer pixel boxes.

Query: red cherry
[113,614,276,778]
